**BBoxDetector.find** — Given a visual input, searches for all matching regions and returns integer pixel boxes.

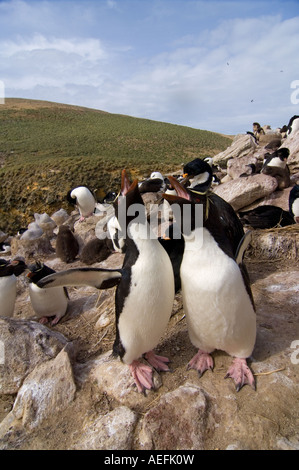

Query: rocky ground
[0,126,299,450]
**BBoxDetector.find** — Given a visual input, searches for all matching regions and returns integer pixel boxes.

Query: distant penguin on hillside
[0,258,27,317]
[37,170,175,393]
[287,115,299,135]
[56,225,80,263]
[261,148,290,189]
[67,186,96,222]
[182,158,213,193]
[27,262,69,325]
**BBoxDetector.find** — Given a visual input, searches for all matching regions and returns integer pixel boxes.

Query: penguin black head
[182,158,213,192]
[0,259,13,277]
[276,147,290,161]
[103,191,118,204]
[11,258,27,276]
[27,262,56,284]
[66,189,76,205]
[114,170,145,231]
[183,158,212,178]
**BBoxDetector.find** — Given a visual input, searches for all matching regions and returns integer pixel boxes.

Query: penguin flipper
[235,231,255,310]
[37,267,122,290]
[235,230,252,265]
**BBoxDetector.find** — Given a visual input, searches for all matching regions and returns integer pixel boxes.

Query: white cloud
[0,2,298,134]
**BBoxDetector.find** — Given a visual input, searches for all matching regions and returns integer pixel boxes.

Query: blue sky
[0,0,299,134]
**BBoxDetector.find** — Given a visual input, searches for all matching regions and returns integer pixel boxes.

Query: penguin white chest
[266,157,286,169]
[181,228,256,358]
[0,275,17,317]
[118,238,175,365]
[29,283,68,318]
[291,197,299,219]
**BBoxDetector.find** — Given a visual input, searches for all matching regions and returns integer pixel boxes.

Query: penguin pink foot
[144,350,170,371]
[225,357,256,392]
[187,349,214,377]
[38,315,61,326]
[129,360,154,393]
[79,212,93,223]
[50,315,62,326]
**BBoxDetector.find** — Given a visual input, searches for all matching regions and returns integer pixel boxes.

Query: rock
[0,318,73,394]
[90,351,162,407]
[250,187,293,211]
[10,348,76,430]
[138,383,214,450]
[276,437,299,450]
[34,213,56,237]
[73,406,137,450]
[0,231,8,244]
[245,225,299,260]
[258,132,281,145]
[213,134,257,166]
[51,209,69,227]
[20,222,43,240]
[227,155,258,179]
[10,233,54,260]
[280,130,299,173]
[213,174,278,211]
[73,215,101,249]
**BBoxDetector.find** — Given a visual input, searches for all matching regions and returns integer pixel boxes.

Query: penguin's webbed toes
[225,357,256,392]
[187,349,214,377]
[144,350,170,372]
[129,360,154,393]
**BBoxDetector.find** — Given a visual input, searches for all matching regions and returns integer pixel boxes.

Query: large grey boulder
[213,134,257,166]
[0,318,73,394]
[213,174,278,211]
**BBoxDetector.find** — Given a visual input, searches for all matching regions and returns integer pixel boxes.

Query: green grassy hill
[0,98,232,233]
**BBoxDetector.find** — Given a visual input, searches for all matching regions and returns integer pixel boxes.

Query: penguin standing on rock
[261,148,290,189]
[27,262,69,325]
[0,258,27,317]
[163,177,256,391]
[67,186,96,222]
[37,170,175,393]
